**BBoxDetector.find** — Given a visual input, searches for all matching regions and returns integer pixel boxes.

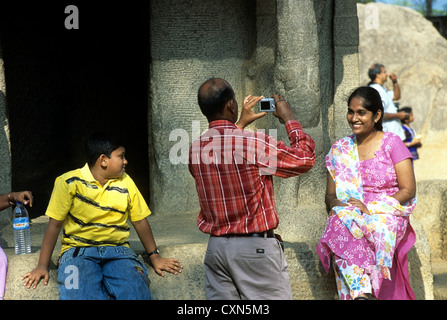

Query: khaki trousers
[204,235,293,300]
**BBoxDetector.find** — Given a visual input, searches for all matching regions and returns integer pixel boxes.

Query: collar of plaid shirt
[188,119,315,236]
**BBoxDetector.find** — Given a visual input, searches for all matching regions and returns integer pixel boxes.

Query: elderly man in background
[368,63,407,140]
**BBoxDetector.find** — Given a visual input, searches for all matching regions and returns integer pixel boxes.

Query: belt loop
[263,231,267,239]
[73,247,80,258]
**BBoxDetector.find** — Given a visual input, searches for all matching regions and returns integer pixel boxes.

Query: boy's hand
[22,265,49,289]
[149,255,183,277]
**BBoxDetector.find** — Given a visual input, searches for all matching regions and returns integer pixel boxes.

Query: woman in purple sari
[317,86,417,300]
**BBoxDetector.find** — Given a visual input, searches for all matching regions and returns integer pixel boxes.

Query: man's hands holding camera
[272,94,295,124]
[236,94,295,129]
[236,95,266,129]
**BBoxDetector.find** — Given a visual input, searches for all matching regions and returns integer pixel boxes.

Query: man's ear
[226,99,236,115]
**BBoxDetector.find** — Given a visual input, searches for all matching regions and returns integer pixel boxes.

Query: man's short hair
[368,63,384,82]
[85,131,124,167]
[197,78,235,119]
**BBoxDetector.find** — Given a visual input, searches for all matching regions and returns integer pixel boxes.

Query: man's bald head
[197,78,235,121]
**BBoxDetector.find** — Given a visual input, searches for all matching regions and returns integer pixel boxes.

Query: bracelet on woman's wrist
[8,193,15,206]
[330,198,339,208]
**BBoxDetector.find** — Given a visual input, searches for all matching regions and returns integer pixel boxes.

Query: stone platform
[0,211,436,300]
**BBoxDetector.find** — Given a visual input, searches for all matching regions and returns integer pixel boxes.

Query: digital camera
[259,98,275,112]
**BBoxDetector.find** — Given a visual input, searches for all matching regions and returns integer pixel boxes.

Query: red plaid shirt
[188,119,315,236]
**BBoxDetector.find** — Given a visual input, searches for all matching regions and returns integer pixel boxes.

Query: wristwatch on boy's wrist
[147,248,160,257]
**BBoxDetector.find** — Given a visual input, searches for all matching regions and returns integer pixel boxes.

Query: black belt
[212,229,275,238]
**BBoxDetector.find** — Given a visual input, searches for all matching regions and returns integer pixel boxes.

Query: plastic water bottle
[13,202,31,255]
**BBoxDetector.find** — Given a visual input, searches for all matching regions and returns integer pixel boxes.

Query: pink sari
[316,132,416,299]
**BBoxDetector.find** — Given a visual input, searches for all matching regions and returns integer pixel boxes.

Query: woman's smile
[347,97,378,136]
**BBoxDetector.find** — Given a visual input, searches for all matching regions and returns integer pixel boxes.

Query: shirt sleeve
[126,176,152,221]
[45,176,74,221]
[255,120,316,178]
[389,133,413,164]
[371,84,396,113]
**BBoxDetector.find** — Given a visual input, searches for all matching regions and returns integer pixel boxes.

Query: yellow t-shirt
[46,163,151,254]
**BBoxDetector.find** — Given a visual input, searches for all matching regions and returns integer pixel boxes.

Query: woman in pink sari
[317,86,417,300]
[0,191,33,299]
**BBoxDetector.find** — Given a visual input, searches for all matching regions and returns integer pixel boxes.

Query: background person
[368,63,407,140]
[400,106,422,160]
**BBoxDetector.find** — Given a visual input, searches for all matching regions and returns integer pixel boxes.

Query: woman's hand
[328,198,348,216]
[347,198,370,215]
[10,191,33,206]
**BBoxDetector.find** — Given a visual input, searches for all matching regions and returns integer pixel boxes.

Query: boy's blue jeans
[57,246,152,300]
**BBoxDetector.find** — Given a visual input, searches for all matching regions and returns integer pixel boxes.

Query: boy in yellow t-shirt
[22,132,182,299]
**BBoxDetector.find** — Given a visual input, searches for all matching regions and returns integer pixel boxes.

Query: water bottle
[13,202,31,255]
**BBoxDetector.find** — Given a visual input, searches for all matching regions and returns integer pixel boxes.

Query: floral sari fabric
[317,133,416,299]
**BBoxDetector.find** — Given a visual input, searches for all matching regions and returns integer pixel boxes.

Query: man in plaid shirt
[189,78,315,299]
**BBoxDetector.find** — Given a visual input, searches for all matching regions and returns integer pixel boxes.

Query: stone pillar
[332,0,360,140]
[272,0,340,299]
[274,0,326,214]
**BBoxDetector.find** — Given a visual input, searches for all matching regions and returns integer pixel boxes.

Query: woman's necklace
[357,131,381,160]
[358,146,376,160]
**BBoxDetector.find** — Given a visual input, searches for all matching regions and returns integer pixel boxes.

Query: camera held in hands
[259,98,276,112]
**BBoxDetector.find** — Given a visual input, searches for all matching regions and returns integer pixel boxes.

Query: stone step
[1,213,436,300]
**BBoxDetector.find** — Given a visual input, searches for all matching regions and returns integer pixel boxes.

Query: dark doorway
[0,3,151,218]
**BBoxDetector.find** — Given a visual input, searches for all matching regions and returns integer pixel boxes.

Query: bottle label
[13,217,30,230]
